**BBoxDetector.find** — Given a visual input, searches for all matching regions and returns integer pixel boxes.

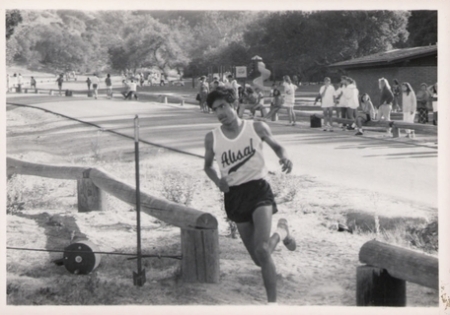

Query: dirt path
[6,104,438,306]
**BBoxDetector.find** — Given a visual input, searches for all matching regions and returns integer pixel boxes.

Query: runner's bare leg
[236,205,280,302]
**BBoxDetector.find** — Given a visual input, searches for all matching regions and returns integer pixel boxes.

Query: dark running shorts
[224,178,278,223]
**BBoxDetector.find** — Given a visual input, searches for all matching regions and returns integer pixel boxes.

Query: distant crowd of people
[196,74,437,138]
[6,73,36,92]
[197,74,300,126]
[313,76,438,137]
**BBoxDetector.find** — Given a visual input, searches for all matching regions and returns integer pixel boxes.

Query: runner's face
[211,99,236,125]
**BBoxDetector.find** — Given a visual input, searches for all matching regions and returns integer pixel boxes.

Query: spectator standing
[264,84,284,121]
[416,83,431,124]
[392,79,402,112]
[210,77,218,91]
[6,74,10,92]
[428,83,438,126]
[342,77,359,130]
[17,73,23,92]
[86,77,92,91]
[105,74,113,99]
[334,78,347,127]
[376,78,395,135]
[282,75,297,126]
[12,73,18,90]
[199,76,210,113]
[30,76,36,89]
[252,87,267,118]
[91,74,100,99]
[401,82,417,138]
[227,74,240,110]
[354,93,376,136]
[314,77,336,131]
[56,74,64,95]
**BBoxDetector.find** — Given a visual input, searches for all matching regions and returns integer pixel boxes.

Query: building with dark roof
[328,45,437,106]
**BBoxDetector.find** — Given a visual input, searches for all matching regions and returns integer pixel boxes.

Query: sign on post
[235,66,247,78]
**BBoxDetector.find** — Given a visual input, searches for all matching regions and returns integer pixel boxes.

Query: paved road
[7,96,438,208]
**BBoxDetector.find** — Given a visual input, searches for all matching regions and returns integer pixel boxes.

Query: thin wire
[6,246,182,260]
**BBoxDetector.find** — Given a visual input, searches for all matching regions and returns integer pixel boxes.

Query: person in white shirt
[203,86,296,305]
[333,81,347,128]
[227,74,240,110]
[314,77,336,131]
[342,77,359,130]
[401,82,417,138]
[124,79,138,100]
[282,75,297,126]
[91,74,100,99]
[17,73,23,92]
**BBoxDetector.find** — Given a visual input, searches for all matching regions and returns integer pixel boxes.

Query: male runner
[203,87,296,304]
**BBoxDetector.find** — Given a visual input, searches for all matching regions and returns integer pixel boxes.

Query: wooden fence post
[180,228,220,283]
[356,265,406,306]
[77,169,102,212]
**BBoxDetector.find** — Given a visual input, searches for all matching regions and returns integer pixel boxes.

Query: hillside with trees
[6,10,437,80]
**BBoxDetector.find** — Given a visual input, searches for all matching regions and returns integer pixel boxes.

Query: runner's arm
[204,132,230,191]
[253,121,293,173]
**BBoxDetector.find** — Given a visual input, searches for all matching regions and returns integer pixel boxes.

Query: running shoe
[277,218,296,251]
[355,131,363,136]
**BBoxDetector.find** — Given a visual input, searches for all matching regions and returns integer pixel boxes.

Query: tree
[6,10,23,40]
[406,11,437,47]
[243,11,410,80]
[107,15,190,74]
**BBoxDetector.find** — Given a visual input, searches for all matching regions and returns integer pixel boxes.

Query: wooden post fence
[7,157,220,283]
[357,240,438,306]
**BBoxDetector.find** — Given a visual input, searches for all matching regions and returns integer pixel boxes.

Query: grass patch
[345,211,438,254]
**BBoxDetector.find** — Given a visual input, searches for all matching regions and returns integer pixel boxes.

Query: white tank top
[212,120,267,187]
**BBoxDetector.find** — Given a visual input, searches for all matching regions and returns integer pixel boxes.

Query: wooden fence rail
[357,240,438,306]
[7,157,219,283]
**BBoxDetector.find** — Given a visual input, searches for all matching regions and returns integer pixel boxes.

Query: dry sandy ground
[6,104,438,307]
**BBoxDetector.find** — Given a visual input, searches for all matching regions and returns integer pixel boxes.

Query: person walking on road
[105,74,113,99]
[314,77,336,131]
[91,74,100,99]
[401,82,417,138]
[30,76,37,89]
[86,77,92,91]
[199,76,210,113]
[203,86,296,305]
[376,78,394,135]
[56,74,64,95]
[282,75,297,126]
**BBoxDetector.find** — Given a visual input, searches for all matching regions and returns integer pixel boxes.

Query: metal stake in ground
[133,115,146,286]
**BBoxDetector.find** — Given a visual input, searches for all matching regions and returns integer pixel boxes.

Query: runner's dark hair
[206,86,236,108]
